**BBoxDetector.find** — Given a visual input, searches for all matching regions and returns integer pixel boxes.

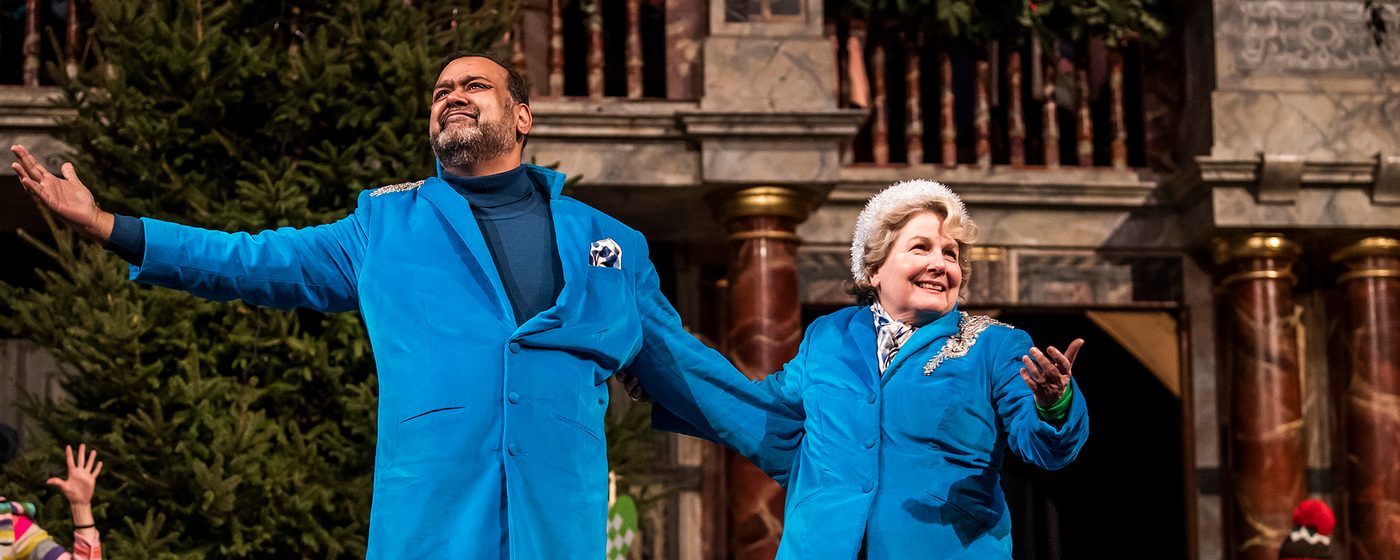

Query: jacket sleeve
[129,190,372,312]
[72,529,100,560]
[624,236,805,483]
[990,328,1089,471]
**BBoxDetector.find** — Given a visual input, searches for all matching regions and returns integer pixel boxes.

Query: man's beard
[430,109,516,169]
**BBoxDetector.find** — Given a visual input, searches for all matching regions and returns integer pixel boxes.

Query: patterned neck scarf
[872,302,917,374]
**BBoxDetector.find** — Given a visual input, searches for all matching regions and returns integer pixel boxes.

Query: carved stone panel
[1233,0,1400,74]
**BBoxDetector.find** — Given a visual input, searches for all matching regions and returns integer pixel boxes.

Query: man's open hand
[10,145,113,242]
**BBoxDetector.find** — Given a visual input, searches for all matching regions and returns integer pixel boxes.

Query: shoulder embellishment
[369,179,426,197]
[922,312,1011,375]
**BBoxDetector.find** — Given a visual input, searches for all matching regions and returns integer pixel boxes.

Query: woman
[1,444,103,560]
[656,179,1088,559]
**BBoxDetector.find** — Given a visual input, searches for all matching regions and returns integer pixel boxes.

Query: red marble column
[716,186,813,560]
[1333,237,1400,560]
[1213,234,1306,560]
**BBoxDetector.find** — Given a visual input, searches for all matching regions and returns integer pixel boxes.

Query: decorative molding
[1376,154,1400,204]
[529,99,696,139]
[679,110,868,139]
[1198,155,1400,208]
[530,101,866,150]
[0,87,72,129]
[532,101,867,141]
[1257,153,1304,203]
[835,165,1164,208]
[1197,156,1377,187]
[1236,0,1400,73]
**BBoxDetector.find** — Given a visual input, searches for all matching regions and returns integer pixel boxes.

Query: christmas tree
[0,0,512,557]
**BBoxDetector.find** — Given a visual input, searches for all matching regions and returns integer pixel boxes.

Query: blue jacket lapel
[417,175,516,324]
[881,305,961,384]
[417,163,575,331]
[514,165,581,338]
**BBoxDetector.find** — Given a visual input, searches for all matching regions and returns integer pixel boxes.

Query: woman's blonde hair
[848,180,978,305]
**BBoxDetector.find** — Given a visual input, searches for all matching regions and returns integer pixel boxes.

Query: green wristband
[1035,384,1074,422]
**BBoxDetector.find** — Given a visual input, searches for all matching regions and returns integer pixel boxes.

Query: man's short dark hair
[437,50,531,107]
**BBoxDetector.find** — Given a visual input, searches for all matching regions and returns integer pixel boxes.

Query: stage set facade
[2,0,1398,558]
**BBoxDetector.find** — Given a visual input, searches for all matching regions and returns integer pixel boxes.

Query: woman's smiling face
[870,211,962,326]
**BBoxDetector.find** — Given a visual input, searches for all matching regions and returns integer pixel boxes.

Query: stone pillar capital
[1211,233,1302,287]
[1332,237,1400,283]
[712,185,818,225]
[1211,233,1301,264]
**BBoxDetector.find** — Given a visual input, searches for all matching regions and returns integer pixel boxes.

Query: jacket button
[508,443,520,456]
[864,439,876,449]
[597,397,607,406]
[866,393,877,404]
[508,392,521,404]
[508,342,521,353]
[862,482,874,493]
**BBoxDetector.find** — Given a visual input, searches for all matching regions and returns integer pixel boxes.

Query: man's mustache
[439,105,480,127]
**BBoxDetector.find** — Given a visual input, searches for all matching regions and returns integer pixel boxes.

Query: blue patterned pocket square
[590,238,622,269]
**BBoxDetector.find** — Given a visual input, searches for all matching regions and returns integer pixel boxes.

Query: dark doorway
[996,311,1186,560]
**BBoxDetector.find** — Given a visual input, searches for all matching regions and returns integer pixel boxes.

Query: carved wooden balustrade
[831,19,1150,170]
[0,0,87,86]
[508,0,699,100]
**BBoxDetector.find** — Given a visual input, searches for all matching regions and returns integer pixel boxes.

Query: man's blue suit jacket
[129,165,797,559]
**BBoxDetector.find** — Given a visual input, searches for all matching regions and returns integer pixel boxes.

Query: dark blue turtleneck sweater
[106,166,564,326]
[442,166,563,326]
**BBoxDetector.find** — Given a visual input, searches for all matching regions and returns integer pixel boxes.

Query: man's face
[429,56,528,170]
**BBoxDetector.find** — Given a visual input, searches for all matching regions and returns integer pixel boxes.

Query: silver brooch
[369,179,426,197]
[922,312,1009,375]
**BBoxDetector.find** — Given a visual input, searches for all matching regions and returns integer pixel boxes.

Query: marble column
[1332,237,1400,560]
[715,186,813,560]
[1212,234,1305,560]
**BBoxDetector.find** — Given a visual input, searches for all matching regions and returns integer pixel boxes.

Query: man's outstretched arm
[623,236,806,483]
[11,145,115,242]
[9,144,367,312]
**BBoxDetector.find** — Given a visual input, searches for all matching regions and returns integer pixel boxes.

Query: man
[10,51,796,559]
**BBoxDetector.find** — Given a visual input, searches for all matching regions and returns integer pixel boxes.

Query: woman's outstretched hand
[1019,339,1083,408]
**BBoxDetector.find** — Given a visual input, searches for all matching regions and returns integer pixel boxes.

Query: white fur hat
[850,179,970,281]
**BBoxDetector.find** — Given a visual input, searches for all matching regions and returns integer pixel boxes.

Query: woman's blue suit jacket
[662,305,1089,559]
[127,165,797,559]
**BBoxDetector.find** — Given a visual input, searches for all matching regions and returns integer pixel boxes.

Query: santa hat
[1278,498,1334,559]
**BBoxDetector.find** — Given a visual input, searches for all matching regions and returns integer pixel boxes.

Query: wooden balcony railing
[831,19,1149,169]
[1,0,692,99]
[511,0,696,100]
[0,0,87,86]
